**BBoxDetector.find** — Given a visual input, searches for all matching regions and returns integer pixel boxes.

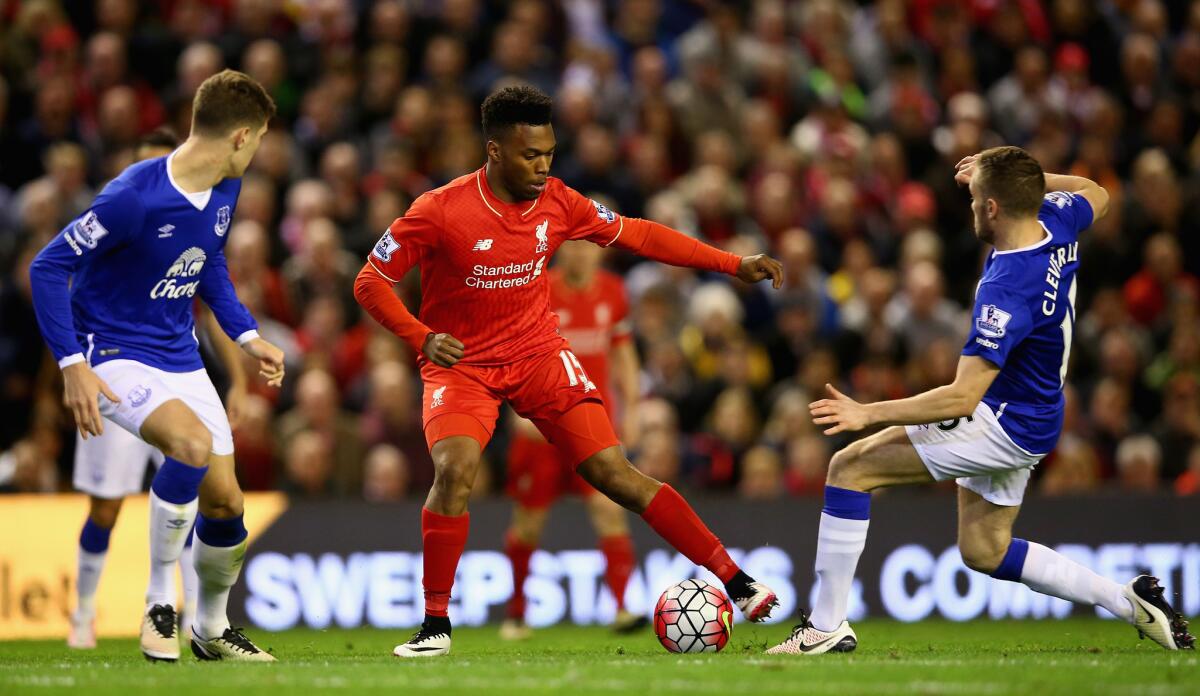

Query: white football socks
[809,512,870,632]
[75,549,106,620]
[192,535,247,639]
[1019,541,1134,622]
[146,490,197,608]
[179,535,198,613]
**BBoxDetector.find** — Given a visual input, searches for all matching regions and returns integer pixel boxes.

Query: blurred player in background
[768,147,1194,655]
[30,71,284,662]
[500,239,645,640]
[66,128,254,651]
[356,86,785,658]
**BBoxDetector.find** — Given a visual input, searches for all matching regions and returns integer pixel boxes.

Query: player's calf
[580,452,779,622]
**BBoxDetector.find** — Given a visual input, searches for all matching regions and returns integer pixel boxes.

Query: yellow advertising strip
[0,492,287,640]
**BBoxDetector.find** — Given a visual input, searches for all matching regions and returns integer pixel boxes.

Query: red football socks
[505,532,535,620]
[599,534,635,610]
[641,484,739,583]
[422,507,470,618]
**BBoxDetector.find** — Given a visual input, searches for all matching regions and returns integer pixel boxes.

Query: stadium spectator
[1115,434,1163,493]
[3,0,1199,502]
[276,369,364,498]
[362,444,411,503]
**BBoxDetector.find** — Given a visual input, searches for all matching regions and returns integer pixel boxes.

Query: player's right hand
[424,332,465,367]
[62,363,119,439]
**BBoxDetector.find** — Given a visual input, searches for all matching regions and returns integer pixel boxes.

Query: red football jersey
[367,167,627,365]
[548,267,631,403]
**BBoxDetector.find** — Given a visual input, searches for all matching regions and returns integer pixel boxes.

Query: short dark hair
[481,85,553,140]
[191,69,276,137]
[975,146,1045,217]
[139,127,179,151]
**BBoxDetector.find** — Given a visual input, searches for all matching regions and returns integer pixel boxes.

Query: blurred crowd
[1,0,1199,501]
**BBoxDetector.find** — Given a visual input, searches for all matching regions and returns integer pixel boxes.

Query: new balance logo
[158,224,175,238]
[473,239,494,251]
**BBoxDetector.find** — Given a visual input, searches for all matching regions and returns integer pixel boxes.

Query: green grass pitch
[1,619,1195,695]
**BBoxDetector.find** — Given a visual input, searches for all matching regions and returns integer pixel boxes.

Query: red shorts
[505,432,597,508]
[421,348,620,468]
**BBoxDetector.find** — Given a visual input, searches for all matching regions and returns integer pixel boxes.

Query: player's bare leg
[576,445,777,622]
[69,496,123,649]
[500,505,547,641]
[769,427,931,655]
[141,404,273,662]
[395,435,481,658]
[957,488,1192,650]
[584,494,644,633]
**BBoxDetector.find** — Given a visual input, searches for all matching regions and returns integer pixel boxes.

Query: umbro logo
[166,518,188,529]
[158,224,175,238]
[473,239,494,251]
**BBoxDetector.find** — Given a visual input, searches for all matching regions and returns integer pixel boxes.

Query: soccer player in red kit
[354,86,785,657]
[499,239,646,640]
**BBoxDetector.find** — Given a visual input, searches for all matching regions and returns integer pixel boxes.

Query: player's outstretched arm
[810,356,999,435]
[608,218,783,289]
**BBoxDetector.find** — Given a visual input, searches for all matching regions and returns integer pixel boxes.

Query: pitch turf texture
[2,620,1195,695]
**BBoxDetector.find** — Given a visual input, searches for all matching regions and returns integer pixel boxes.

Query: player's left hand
[736,254,784,289]
[955,154,979,187]
[242,338,285,388]
[225,382,249,429]
[810,383,873,435]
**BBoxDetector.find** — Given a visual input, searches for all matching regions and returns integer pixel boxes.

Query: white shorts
[905,402,1043,506]
[73,418,165,498]
[93,359,234,457]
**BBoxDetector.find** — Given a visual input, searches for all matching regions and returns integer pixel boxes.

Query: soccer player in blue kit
[30,70,284,662]
[767,146,1194,655]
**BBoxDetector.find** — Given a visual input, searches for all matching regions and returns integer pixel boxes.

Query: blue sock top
[151,457,208,504]
[822,485,871,520]
[990,538,1029,582]
[196,513,247,547]
[80,518,112,553]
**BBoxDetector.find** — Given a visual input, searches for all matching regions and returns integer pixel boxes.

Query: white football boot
[766,614,858,655]
[140,604,180,662]
[394,619,452,657]
[1123,575,1195,650]
[732,581,778,623]
[190,626,276,662]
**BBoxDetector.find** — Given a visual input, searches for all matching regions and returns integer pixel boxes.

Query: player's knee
[826,444,864,489]
[168,427,212,467]
[431,456,475,502]
[958,537,1006,574]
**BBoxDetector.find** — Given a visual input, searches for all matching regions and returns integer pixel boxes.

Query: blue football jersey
[961,191,1094,455]
[30,154,257,373]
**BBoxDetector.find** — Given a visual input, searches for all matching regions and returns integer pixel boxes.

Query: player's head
[481,85,554,201]
[135,127,179,162]
[190,69,276,177]
[969,145,1045,243]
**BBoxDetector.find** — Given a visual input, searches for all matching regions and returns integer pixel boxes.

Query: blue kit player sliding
[768,146,1193,656]
[30,70,284,662]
